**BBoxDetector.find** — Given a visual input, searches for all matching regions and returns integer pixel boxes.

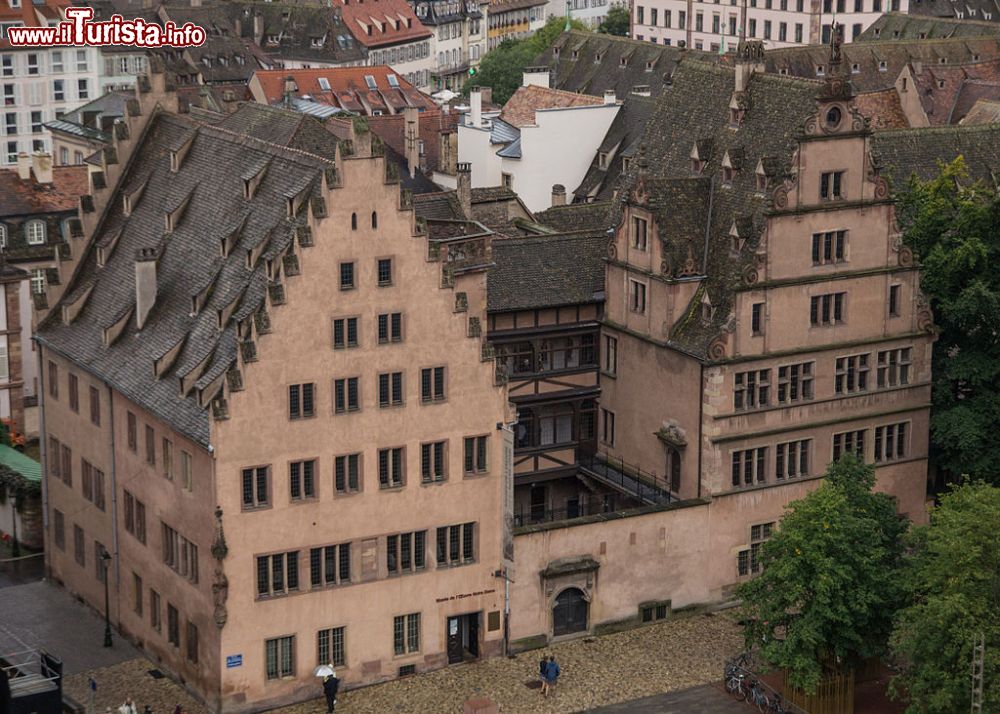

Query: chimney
[135,247,160,330]
[551,184,566,207]
[15,153,31,181]
[283,76,298,106]
[469,87,482,128]
[735,40,766,93]
[403,106,419,178]
[522,66,550,88]
[603,89,616,105]
[456,162,472,218]
[479,86,492,106]
[253,13,264,43]
[31,152,53,184]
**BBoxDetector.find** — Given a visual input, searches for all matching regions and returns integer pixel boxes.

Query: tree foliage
[889,482,1000,713]
[598,6,630,36]
[737,456,908,693]
[463,17,588,105]
[896,158,1000,485]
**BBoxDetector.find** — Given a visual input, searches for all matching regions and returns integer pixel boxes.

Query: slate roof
[537,30,720,98]
[961,96,1000,121]
[907,0,1000,22]
[870,124,1000,185]
[858,13,1000,41]
[368,108,458,174]
[574,95,656,201]
[499,85,604,128]
[487,232,607,312]
[764,38,1000,91]
[413,191,466,220]
[0,167,89,217]
[533,201,614,233]
[37,107,337,446]
[471,186,519,204]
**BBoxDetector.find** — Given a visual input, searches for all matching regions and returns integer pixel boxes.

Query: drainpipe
[37,341,50,578]
[697,363,704,500]
[107,383,121,622]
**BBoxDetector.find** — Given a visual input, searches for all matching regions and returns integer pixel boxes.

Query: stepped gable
[538,29,720,98]
[36,108,335,446]
[870,123,1000,184]
[488,231,608,312]
[574,94,657,202]
[614,60,820,358]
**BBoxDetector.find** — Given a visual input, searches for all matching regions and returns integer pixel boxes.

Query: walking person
[539,657,549,696]
[118,698,138,714]
[322,670,340,713]
[544,655,561,697]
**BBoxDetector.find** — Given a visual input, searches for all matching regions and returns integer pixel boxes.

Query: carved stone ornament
[211,507,229,629]
[607,240,618,260]
[743,264,760,286]
[771,183,790,210]
[915,291,935,333]
[707,334,728,361]
[677,244,698,277]
[660,256,673,277]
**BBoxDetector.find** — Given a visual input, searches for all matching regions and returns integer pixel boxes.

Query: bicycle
[747,678,770,713]
[725,670,747,701]
[769,693,786,714]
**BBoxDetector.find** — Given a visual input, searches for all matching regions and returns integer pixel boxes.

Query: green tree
[737,456,908,693]
[889,482,1000,713]
[598,6,630,36]
[464,17,588,105]
[896,158,1000,485]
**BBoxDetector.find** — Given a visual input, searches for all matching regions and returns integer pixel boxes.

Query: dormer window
[572,50,579,60]
[755,172,767,193]
[973,53,981,61]
[721,166,735,186]
[730,223,742,253]
[311,37,325,48]
[815,65,825,77]
[729,107,744,126]
[236,55,245,66]
[598,152,609,169]
[938,57,947,65]
[874,28,881,37]
[595,53,603,64]
[622,157,632,172]
[937,79,945,89]
[779,68,789,76]
[202,57,213,67]
[851,63,860,74]
[878,60,887,72]
[691,159,704,176]
[266,34,280,44]
[620,56,627,67]
[645,61,654,72]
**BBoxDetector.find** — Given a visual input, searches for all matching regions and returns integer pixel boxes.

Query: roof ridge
[193,120,337,167]
[874,122,1000,136]
[495,231,607,245]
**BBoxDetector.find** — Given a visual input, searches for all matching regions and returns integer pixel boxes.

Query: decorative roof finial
[829,22,843,70]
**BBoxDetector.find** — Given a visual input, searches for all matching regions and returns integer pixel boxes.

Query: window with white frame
[31,268,46,294]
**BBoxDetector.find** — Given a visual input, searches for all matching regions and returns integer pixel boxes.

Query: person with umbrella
[315,665,340,712]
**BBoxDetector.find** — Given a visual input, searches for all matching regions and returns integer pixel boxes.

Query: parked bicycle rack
[723,653,809,714]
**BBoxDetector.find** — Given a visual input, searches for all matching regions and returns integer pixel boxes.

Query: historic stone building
[37,64,512,710]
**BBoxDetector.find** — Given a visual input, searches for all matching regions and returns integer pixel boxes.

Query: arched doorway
[552,588,588,637]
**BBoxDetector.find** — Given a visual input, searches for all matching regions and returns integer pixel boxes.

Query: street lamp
[101,549,113,648]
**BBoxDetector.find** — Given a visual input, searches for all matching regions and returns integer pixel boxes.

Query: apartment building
[632,0,908,50]
[1,0,101,166]
[248,66,435,115]
[413,0,489,91]
[486,0,548,51]
[338,0,435,90]
[38,65,512,710]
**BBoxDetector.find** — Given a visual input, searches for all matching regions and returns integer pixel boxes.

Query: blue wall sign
[226,654,243,668]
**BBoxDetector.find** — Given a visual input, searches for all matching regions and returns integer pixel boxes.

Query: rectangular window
[731,447,768,487]
[145,425,155,466]
[161,523,198,584]
[317,627,346,667]
[378,313,403,343]
[420,367,446,402]
[888,284,901,316]
[51,51,62,73]
[289,383,316,419]
[167,604,180,646]
[378,372,404,407]
[603,335,618,374]
[751,303,764,335]
[289,459,317,500]
[820,171,844,200]
[835,353,870,394]
[763,20,772,39]
[832,429,866,460]
[127,412,137,452]
[256,551,300,597]
[876,348,911,388]
[601,407,615,446]
[393,613,420,655]
[335,453,361,493]
[778,22,787,42]
[420,441,447,483]
[48,361,58,399]
[795,23,803,43]
[775,440,810,480]
[777,363,813,404]
[68,373,79,412]
[387,530,426,574]
[874,423,907,462]
[77,78,89,100]
[61,444,72,487]
[241,466,270,509]
[463,436,488,475]
[436,523,475,566]
[133,572,143,615]
[123,490,147,544]
[378,447,405,488]
[150,589,161,632]
[629,280,647,313]
[738,522,774,576]
[89,388,100,427]
[49,437,61,482]
[265,635,295,679]
[631,216,648,250]
[334,377,360,413]
[810,292,846,326]
[54,509,65,550]
[332,317,359,349]
[339,261,355,289]
[734,369,770,410]
[73,524,85,567]
[186,621,198,663]
[377,258,393,286]
[162,438,173,480]
[180,451,192,491]
[310,543,351,587]
[811,230,847,265]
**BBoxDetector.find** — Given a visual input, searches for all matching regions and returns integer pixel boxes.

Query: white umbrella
[314,664,335,678]
[432,89,458,102]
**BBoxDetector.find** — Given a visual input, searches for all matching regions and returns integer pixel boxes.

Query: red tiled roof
[499,85,604,128]
[855,89,910,129]
[961,98,1000,124]
[368,108,459,173]
[911,58,1000,125]
[337,0,431,49]
[0,166,89,217]
[251,66,436,115]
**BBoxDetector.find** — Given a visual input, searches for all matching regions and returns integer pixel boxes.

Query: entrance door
[447,616,463,664]
[447,613,481,664]
[552,588,588,637]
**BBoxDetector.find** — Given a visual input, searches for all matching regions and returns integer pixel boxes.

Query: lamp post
[101,549,113,648]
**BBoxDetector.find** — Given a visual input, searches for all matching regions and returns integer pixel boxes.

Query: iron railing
[578,448,673,506]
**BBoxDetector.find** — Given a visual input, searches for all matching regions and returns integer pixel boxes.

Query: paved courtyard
[4,577,746,713]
